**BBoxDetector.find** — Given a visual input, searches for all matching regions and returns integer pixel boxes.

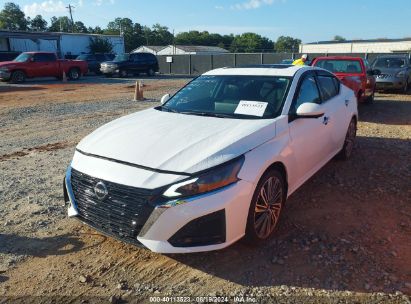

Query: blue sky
[4,0,411,43]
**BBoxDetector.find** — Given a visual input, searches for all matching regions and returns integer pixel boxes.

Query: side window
[292,75,321,112]
[317,76,338,101]
[34,53,56,62]
[132,54,142,62]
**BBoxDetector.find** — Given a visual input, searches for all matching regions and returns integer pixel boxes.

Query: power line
[66,4,75,32]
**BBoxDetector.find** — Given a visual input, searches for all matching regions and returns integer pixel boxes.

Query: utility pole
[66,4,75,32]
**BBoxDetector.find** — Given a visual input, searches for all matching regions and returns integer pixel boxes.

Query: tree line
[0,2,302,53]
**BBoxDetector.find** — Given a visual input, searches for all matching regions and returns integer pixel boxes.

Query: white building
[0,30,125,57]
[157,45,229,55]
[300,38,411,54]
[132,46,166,55]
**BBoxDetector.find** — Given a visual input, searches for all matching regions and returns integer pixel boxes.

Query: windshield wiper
[179,111,233,118]
[159,106,180,113]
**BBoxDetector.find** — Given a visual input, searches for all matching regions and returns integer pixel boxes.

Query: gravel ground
[0,78,410,304]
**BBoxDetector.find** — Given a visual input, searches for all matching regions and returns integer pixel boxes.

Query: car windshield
[113,54,129,62]
[76,54,91,60]
[373,58,406,69]
[314,59,362,73]
[160,75,291,119]
[13,53,32,62]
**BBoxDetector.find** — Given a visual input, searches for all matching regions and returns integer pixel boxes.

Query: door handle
[345,99,350,106]
[323,116,330,125]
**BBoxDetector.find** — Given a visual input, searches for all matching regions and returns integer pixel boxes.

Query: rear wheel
[245,168,285,244]
[10,70,26,83]
[68,68,80,80]
[337,118,357,160]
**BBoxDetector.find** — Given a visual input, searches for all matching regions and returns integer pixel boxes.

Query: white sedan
[64,65,358,253]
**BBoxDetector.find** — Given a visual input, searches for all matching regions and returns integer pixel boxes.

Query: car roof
[314,56,363,61]
[25,51,55,54]
[204,65,311,77]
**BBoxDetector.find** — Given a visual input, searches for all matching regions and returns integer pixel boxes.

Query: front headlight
[396,70,406,78]
[163,156,244,198]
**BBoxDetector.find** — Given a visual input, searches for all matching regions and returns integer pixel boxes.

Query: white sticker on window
[234,100,268,117]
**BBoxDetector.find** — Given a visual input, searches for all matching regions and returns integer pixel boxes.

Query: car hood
[77,108,277,174]
[374,67,404,75]
[0,61,17,68]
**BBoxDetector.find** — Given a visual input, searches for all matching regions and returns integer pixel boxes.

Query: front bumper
[0,70,11,80]
[375,76,406,90]
[64,158,254,253]
[100,66,119,74]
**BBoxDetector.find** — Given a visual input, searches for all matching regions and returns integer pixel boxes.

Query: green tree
[275,36,301,52]
[334,35,346,41]
[88,36,113,53]
[149,23,173,45]
[74,21,88,33]
[48,16,71,32]
[230,32,274,53]
[29,14,47,31]
[0,2,28,30]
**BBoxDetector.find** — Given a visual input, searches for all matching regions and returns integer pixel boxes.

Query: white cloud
[231,0,284,10]
[215,5,224,10]
[24,0,66,17]
[93,0,114,6]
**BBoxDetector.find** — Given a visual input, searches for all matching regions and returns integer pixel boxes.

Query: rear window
[314,60,362,74]
[373,58,406,69]
[33,53,56,62]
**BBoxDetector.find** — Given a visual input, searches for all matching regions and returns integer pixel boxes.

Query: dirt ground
[0,76,410,304]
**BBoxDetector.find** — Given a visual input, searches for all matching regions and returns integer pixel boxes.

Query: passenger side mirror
[160,94,170,105]
[296,103,325,118]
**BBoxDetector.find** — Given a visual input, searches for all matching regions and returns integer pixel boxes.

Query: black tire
[244,168,286,245]
[10,70,26,83]
[147,68,155,77]
[336,118,357,161]
[119,69,128,78]
[68,68,80,80]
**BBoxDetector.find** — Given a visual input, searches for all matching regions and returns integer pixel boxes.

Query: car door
[32,53,57,77]
[316,71,349,154]
[132,53,146,72]
[288,72,333,182]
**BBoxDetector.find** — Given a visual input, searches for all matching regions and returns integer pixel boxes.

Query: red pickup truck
[0,52,88,83]
[312,56,380,103]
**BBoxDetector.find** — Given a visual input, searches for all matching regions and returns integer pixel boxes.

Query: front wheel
[119,69,128,78]
[147,68,155,77]
[245,168,285,244]
[336,118,357,160]
[10,70,26,83]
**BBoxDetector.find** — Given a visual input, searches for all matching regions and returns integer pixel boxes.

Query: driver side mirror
[296,102,324,118]
[160,94,170,105]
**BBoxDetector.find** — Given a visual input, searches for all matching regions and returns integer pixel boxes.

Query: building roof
[305,38,411,45]
[174,45,229,53]
[135,46,166,52]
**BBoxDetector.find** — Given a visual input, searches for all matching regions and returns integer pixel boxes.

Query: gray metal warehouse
[0,30,125,58]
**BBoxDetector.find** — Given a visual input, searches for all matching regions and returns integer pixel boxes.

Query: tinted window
[293,76,321,112]
[131,54,143,62]
[314,59,362,73]
[34,53,56,62]
[317,76,338,101]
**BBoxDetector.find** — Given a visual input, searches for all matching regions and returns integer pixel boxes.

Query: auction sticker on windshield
[234,100,268,117]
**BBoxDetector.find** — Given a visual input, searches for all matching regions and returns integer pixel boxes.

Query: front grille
[378,74,393,79]
[70,168,158,246]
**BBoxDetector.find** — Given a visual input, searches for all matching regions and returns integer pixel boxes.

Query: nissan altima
[64,65,358,253]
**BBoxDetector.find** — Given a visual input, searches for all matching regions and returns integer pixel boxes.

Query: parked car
[371,55,411,93]
[100,52,159,77]
[64,65,358,253]
[0,52,88,83]
[76,53,115,74]
[312,56,379,103]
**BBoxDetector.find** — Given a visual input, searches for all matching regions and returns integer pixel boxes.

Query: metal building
[0,30,125,58]
[300,38,411,54]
